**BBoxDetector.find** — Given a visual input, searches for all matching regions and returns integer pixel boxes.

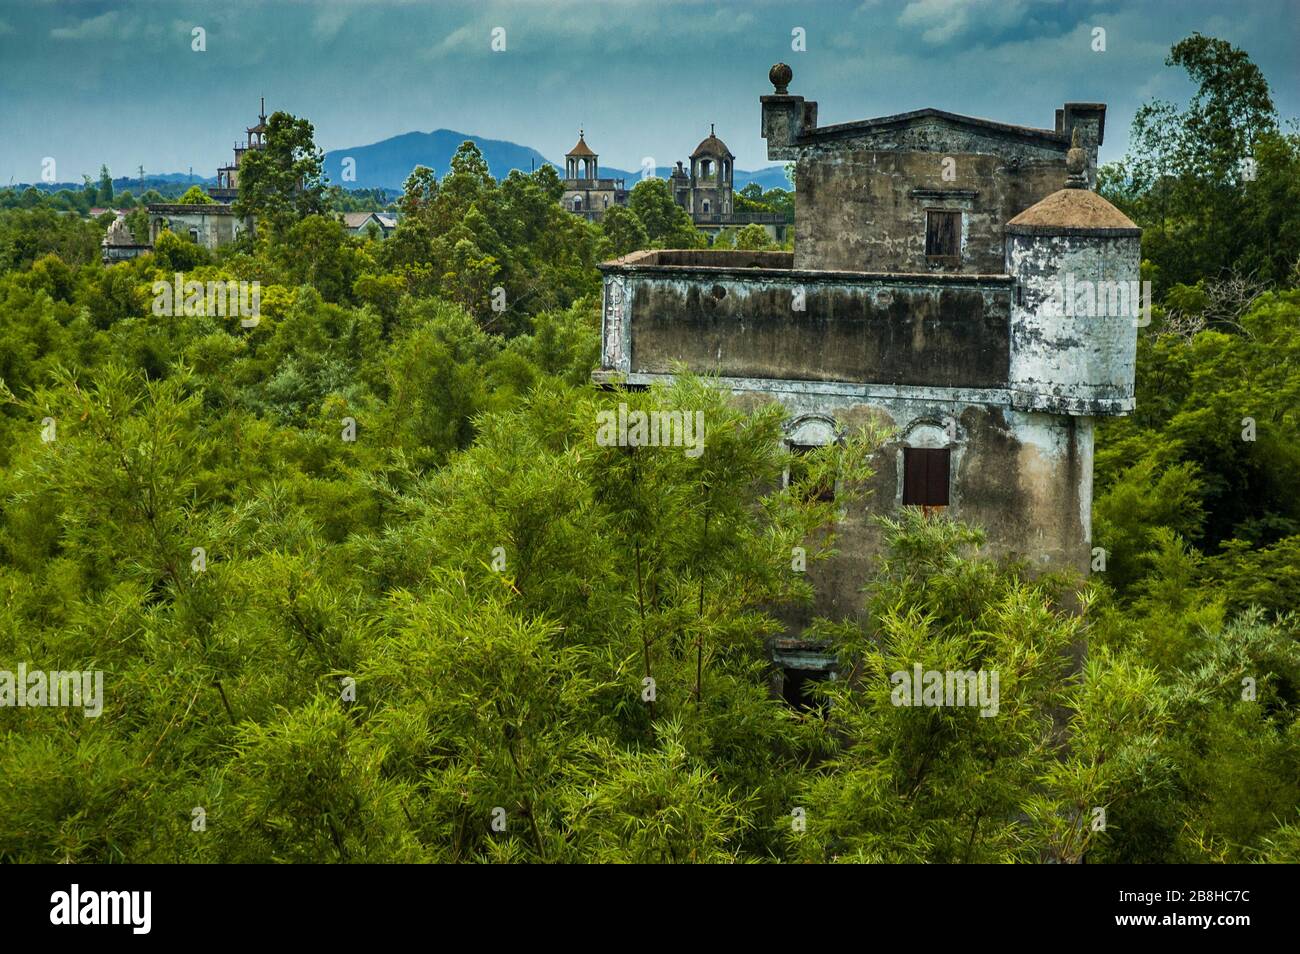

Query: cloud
[312,7,350,42]
[50,10,122,41]
[896,0,1072,48]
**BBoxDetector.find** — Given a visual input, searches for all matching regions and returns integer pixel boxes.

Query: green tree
[398,166,438,219]
[178,185,215,205]
[627,178,705,249]
[599,204,648,257]
[734,223,774,250]
[1104,34,1288,288]
[234,112,327,234]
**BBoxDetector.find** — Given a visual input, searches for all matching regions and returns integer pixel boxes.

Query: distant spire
[259,96,266,122]
[710,123,715,136]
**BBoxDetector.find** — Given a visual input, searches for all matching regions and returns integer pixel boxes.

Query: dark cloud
[1,0,1296,183]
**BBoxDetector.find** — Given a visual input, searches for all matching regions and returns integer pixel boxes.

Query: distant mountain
[323,130,552,191]
[321,129,791,193]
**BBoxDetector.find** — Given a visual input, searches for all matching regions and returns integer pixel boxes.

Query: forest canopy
[0,34,1296,864]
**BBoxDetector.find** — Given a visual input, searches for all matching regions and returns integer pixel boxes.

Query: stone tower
[212,98,269,202]
[687,124,734,218]
[1005,131,1142,417]
[564,130,598,180]
[560,130,628,221]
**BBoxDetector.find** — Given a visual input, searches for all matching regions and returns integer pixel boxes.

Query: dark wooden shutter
[926,447,950,506]
[903,448,928,505]
[903,447,950,506]
[925,211,960,259]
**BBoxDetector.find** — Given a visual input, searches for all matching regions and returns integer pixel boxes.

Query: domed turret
[565,131,598,180]
[689,124,734,186]
[1005,129,1142,416]
[691,124,733,162]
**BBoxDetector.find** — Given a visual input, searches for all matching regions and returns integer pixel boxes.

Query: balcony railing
[691,211,792,225]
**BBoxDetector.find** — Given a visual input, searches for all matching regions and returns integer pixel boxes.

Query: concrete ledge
[591,370,1134,418]
[599,249,1015,285]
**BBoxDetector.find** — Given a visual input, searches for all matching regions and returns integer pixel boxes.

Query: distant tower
[565,130,598,180]
[560,130,627,222]
[688,123,735,217]
[213,99,269,202]
[247,97,268,150]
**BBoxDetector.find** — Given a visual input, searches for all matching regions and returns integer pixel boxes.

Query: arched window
[783,415,840,503]
[573,196,583,211]
[702,200,710,213]
[899,420,955,510]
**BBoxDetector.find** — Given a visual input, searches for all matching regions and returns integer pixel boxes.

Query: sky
[1,0,1297,184]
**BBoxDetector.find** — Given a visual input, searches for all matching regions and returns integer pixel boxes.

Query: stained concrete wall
[147,205,239,251]
[1006,229,1141,415]
[794,147,1067,273]
[731,389,1095,632]
[598,253,1013,389]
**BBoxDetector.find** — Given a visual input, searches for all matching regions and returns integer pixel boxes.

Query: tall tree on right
[1103,34,1298,290]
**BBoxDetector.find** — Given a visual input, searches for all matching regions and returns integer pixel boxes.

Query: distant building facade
[670,125,734,219]
[560,131,628,222]
[558,125,791,240]
[100,214,150,265]
[341,211,399,238]
[139,101,266,255]
[670,126,792,241]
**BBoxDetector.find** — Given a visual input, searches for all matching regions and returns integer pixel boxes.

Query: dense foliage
[0,35,1295,863]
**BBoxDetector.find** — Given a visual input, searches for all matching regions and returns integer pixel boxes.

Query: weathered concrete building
[100,214,150,265]
[147,203,242,250]
[143,101,265,253]
[594,65,1140,700]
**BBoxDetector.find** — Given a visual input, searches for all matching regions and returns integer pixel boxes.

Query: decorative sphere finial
[769,63,792,94]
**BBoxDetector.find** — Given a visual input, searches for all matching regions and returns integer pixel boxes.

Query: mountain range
[322,129,792,193]
[16,129,792,197]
